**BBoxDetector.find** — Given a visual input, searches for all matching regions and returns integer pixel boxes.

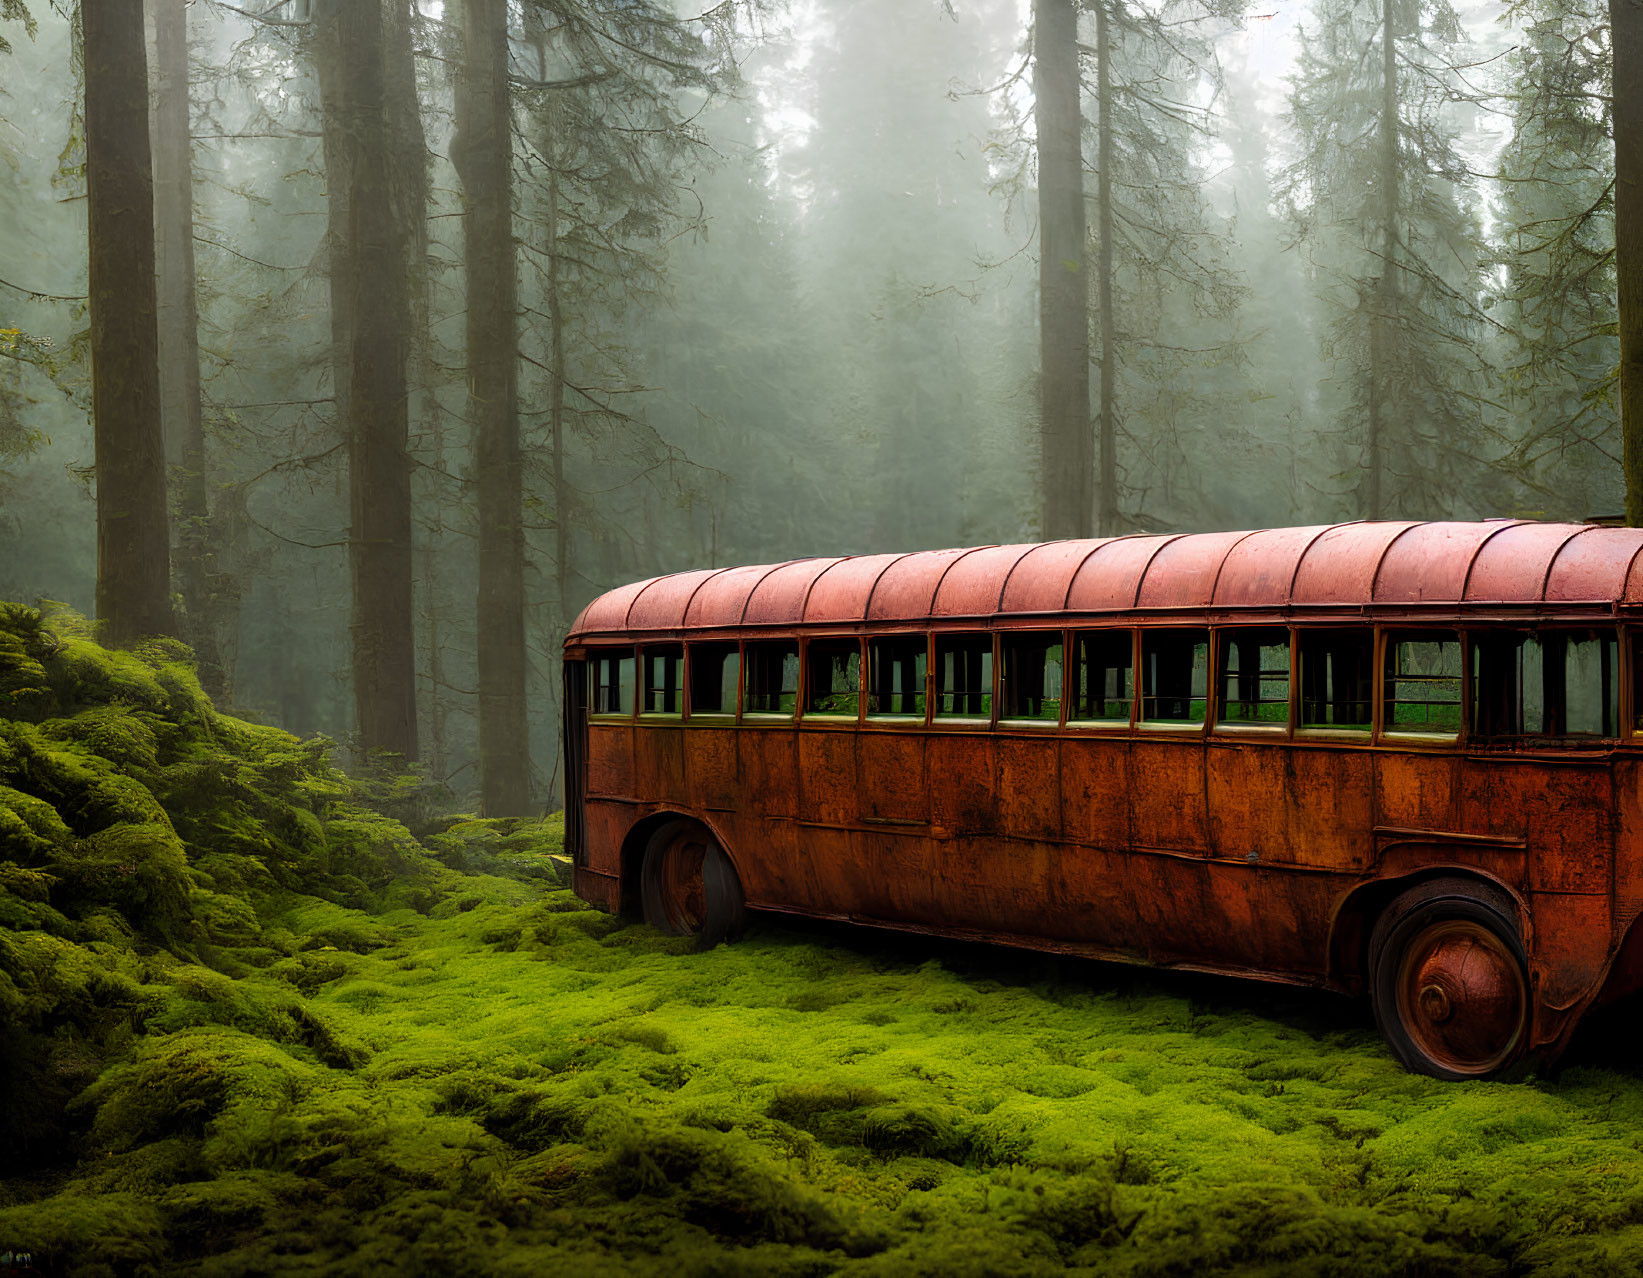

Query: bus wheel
[639,818,746,949]
[1370,881,1528,1080]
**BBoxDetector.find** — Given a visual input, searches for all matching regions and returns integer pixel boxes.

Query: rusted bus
[562,521,1643,1079]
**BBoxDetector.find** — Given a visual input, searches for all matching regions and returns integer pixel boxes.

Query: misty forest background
[0,0,1638,815]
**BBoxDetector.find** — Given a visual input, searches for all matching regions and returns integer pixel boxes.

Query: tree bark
[1094,2,1117,536]
[1617,0,1643,524]
[333,0,418,760]
[149,0,226,694]
[454,0,531,813]
[86,0,175,645]
[1366,0,1399,520]
[1033,0,1092,540]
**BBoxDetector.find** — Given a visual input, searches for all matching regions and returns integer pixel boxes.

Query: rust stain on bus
[564,521,1643,1079]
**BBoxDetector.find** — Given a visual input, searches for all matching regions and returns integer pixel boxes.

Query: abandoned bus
[561,521,1643,1079]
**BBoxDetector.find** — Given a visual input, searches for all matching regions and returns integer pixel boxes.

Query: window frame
[639,643,685,718]
[1067,627,1137,731]
[1138,626,1212,733]
[866,632,931,725]
[743,638,801,720]
[1380,627,1466,744]
[1292,626,1376,740]
[587,646,636,720]
[801,634,864,723]
[1212,626,1293,735]
[997,627,1068,728]
[685,640,741,722]
[931,629,997,727]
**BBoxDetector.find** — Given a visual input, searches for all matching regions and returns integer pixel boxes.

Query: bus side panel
[1061,737,1131,852]
[587,723,636,798]
[636,726,689,808]
[1457,760,1612,896]
[1195,862,1335,976]
[1207,741,1292,863]
[686,729,739,811]
[928,734,997,835]
[1529,891,1614,1025]
[1207,743,1374,871]
[1130,739,1207,853]
[1285,747,1374,870]
[998,738,1061,841]
[1615,757,1643,926]
[799,730,858,826]
[859,732,927,824]
[740,727,797,819]
[1374,752,1459,831]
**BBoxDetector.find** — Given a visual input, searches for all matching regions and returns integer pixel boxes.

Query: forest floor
[7,610,1643,1275]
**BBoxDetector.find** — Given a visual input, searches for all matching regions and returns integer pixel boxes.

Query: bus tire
[639,818,746,949]
[1369,878,1528,1080]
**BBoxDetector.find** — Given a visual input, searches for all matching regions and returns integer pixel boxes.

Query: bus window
[868,636,926,719]
[935,633,992,719]
[641,645,683,715]
[688,642,739,717]
[1474,629,1617,739]
[1070,630,1133,724]
[1298,630,1372,731]
[1141,630,1208,725]
[589,648,634,716]
[805,639,861,717]
[744,641,799,716]
[1385,632,1462,737]
[1001,632,1063,722]
[1218,628,1289,727]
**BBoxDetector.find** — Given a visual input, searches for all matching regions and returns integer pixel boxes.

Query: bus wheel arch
[624,813,746,948]
[1354,872,1529,1079]
[1329,865,1525,992]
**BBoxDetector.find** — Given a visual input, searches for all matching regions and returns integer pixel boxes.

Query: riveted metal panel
[1065,536,1178,613]
[804,554,905,624]
[1136,529,1256,609]
[1374,522,1521,605]
[931,544,1039,616]
[682,562,782,629]
[625,569,725,632]
[998,540,1109,614]
[1212,525,1334,608]
[743,558,849,626]
[1289,521,1420,606]
[868,547,975,621]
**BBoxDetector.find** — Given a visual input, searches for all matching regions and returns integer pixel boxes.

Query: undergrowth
[5,603,1643,1275]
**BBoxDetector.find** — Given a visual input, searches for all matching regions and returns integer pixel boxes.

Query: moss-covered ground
[7,606,1643,1275]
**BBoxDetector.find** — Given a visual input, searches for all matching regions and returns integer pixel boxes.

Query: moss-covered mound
[7,605,1643,1276]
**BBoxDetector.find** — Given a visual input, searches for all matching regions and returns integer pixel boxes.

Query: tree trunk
[1033,0,1092,540]
[1617,0,1643,524]
[1366,0,1399,520]
[86,0,175,645]
[1094,2,1117,536]
[454,0,530,813]
[336,0,418,760]
[149,0,226,694]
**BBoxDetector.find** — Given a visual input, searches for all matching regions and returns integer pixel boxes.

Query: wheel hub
[1396,919,1525,1076]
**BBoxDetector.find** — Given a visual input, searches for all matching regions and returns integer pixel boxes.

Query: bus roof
[565,521,1643,640]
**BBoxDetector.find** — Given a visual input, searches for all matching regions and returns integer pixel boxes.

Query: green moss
[16,613,1643,1274]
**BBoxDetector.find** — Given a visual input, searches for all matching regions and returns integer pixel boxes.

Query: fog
[0,0,1622,808]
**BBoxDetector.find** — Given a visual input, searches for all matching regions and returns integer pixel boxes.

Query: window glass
[1385,632,1462,735]
[1071,630,1133,723]
[1474,629,1617,738]
[935,633,992,718]
[688,642,739,716]
[805,639,860,716]
[589,649,634,716]
[744,641,799,716]
[1298,630,1373,731]
[1218,628,1289,726]
[868,636,926,718]
[641,645,684,715]
[1001,632,1063,721]
[1141,630,1209,725]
